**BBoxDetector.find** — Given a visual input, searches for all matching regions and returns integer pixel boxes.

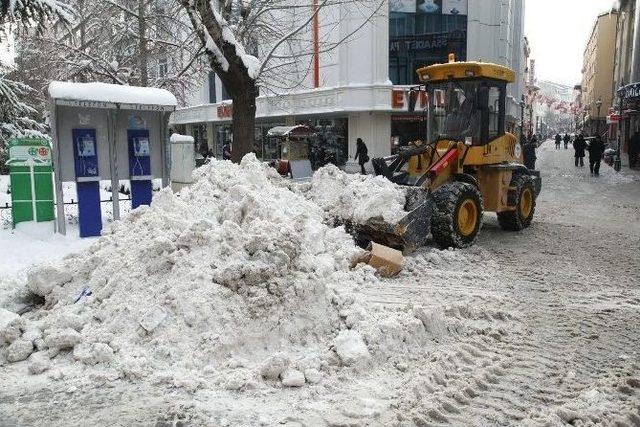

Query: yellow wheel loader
[357,58,541,251]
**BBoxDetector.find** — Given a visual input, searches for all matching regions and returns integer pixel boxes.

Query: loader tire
[497,174,536,231]
[431,182,483,249]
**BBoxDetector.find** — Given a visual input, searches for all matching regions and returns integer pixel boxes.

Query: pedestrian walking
[587,134,606,176]
[630,130,640,169]
[555,133,562,150]
[523,134,537,170]
[563,133,570,150]
[354,138,369,175]
[573,133,586,167]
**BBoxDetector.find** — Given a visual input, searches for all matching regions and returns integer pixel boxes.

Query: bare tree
[13,0,206,103]
[1,0,73,41]
[180,0,385,163]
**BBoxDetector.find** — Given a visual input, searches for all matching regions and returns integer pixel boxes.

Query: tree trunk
[230,85,258,163]
[137,0,149,86]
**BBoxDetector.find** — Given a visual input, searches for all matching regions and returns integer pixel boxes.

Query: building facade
[612,0,640,165]
[581,11,618,136]
[171,0,527,167]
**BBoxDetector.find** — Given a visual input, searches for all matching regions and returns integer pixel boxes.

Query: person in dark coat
[555,133,562,149]
[523,134,537,170]
[199,142,210,159]
[587,134,606,176]
[630,131,640,168]
[354,138,369,174]
[222,143,232,160]
[563,133,570,149]
[573,133,586,167]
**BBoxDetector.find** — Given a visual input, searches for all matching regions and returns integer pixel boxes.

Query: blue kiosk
[48,82,176,236]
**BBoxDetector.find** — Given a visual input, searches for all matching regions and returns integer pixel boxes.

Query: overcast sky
[525,0,616,87]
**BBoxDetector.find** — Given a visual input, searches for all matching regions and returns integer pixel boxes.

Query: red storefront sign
[217,104,233,118]
[391,89,428,110]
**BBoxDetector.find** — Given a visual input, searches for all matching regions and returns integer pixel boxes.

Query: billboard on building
[416,0,441,14]
[390,0,416,13]
[442,0,467,15]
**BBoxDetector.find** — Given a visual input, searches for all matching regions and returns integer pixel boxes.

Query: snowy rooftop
[48,81,177,107]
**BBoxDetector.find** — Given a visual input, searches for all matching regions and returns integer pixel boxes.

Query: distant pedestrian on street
[354,137,369,175]
[523,134,537,170]
[555,133,562,149]
[630,130,640,169]
[563,133,570,150]
[573,133,586,167]
[587,134,606,176]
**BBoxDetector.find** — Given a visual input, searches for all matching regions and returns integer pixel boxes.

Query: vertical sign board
[127,129,153,208]
[7,138,55,226]
[72,128,102,237]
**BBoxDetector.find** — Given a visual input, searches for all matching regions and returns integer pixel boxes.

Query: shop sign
[618,82,640,99]
[217,104,233,118]
[8,140,52,166]
[390,30,466,53]
[391,89,428,111]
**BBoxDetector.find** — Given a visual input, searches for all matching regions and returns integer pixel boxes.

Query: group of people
[554,133,571,150]
[554,132,606,176]
[572,133,606,176]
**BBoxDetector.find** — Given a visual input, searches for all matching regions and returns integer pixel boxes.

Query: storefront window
[192,124,207,153]
[389,10,468,85]
[215,125,232,158]
[392,116,426,150]
[209,119,348,168]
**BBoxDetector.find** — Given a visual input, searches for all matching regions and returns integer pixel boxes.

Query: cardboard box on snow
[355,242,404,278]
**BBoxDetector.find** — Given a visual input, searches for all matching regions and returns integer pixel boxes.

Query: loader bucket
[352,187,434,254]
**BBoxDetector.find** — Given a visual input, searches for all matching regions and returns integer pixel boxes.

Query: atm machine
[127,129,152,208]
[72,128,102,237]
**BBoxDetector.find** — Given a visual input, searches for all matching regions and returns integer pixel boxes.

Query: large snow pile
[0,156,431,390]
[304,165,408,224]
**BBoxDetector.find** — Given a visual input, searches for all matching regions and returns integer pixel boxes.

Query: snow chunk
[281,369,305,387]
[170,133,194,143]
[0,309,19,331]
[26,265,73,297]
[307,165,407,224]
[5,339,34,362]
[48,81,177,107]
[139,306,167,333]
[260,354,290,380]
[43,328,82,350]
[28,351,51,375]
[333,330,370,366]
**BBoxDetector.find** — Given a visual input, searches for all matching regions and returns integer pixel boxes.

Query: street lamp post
[615,85,624,172]
[584,105,592,134]
[595,98,603,136]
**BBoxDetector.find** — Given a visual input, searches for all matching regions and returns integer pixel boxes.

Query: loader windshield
[426,79,507,146]
[429,80,482,144]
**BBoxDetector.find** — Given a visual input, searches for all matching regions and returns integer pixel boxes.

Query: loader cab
[416,60,514,146]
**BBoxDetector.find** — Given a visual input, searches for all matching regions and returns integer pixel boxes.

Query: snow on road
[1,144,640,426]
